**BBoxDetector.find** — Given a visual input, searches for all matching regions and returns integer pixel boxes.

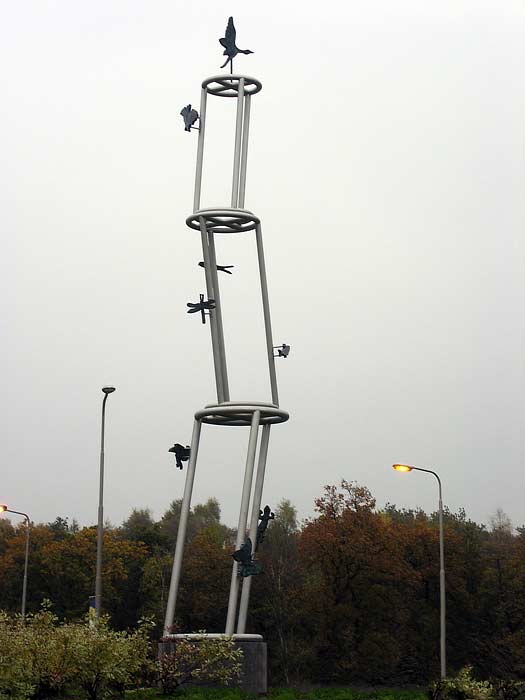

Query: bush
[67,616,154,699]
[430,667,494,700]
[0,611,34,700]
[158,635,243,694]
[493,681,525,700]
[0,605,154,700]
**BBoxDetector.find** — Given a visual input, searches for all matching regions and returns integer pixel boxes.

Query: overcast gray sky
[2,0,524,531]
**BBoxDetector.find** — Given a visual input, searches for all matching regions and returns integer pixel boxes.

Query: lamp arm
[6,509,30,524]
[410,466,442,498]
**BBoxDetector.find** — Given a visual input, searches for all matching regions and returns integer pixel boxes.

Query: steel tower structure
[164,72,289,639]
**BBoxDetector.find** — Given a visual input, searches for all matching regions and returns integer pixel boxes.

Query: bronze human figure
[256,505,275,549]
[232,537,263,577]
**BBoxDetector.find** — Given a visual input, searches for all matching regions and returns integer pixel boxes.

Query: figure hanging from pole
[232,537,263,577]
[256,505,275,550]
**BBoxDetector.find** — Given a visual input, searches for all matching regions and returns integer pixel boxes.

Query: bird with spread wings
[180,105,199,132]
[219,17,253,73]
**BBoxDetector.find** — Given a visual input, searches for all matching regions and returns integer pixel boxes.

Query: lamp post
[95,386,116,618]
[392,464,446,679]
[0,505,30,620]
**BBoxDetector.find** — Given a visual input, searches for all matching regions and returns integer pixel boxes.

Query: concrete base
[159,634,267,695]
[234,638,267,694]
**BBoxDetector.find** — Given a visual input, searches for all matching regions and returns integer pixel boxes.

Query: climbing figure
[256,505,275,550]
[232,537,263,577]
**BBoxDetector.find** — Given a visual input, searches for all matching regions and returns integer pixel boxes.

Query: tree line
[0,481,523,684]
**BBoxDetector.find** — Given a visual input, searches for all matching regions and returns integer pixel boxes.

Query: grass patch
[126,689,248,700]
[126,687,427,700]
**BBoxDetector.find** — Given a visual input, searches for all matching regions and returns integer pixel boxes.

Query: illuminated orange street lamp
[0,504,31,620]
[392,464,446,678]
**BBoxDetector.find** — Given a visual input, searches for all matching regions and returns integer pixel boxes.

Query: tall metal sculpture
[164,19,289,645]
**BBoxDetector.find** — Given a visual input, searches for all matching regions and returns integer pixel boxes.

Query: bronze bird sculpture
[180,104,199,132]
[219,17,253,73]
[198,261,234,275]
[169,443,191,470]
[273,343,291,358]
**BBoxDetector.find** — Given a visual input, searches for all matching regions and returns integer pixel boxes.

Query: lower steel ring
[195,402,289,427]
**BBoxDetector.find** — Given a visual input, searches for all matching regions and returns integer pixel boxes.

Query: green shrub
[0,612,34,700]
[67,616,154,699]
[0,605,154,700]
[430,666,494,700]
[157,636,243,694]
[493,680,525,700]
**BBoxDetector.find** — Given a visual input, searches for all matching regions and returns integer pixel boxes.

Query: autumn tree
[158,497,231,549]
[250,499,305,683]
[300,481,416,682]
[120,508,164,551]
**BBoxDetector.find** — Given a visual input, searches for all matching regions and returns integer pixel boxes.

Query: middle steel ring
[186,208,260,234]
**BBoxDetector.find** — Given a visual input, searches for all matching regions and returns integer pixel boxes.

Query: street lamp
[0,505,31,620]
[392,464,446,678]
[95,386,116,618]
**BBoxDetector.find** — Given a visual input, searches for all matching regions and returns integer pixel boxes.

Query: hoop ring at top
[202,75,262,97]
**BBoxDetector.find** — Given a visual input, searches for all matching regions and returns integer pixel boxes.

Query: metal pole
[200,219,224,403]
[237,424,271,633]
[22,516,29,620]
[225,410,260,635]
[5,509,30,620]
[255,223,279,405]
[164,418,202,634]
[95,392,108,618]
[406,466,446,678]
[238,94,251,208]
[437,476,446,678]
[208,231,230,401]
[231,78,245,207]
[193,87,208,213]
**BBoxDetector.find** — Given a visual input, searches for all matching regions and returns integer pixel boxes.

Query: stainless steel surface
[164,418,203,634]
[225,410,261,635]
